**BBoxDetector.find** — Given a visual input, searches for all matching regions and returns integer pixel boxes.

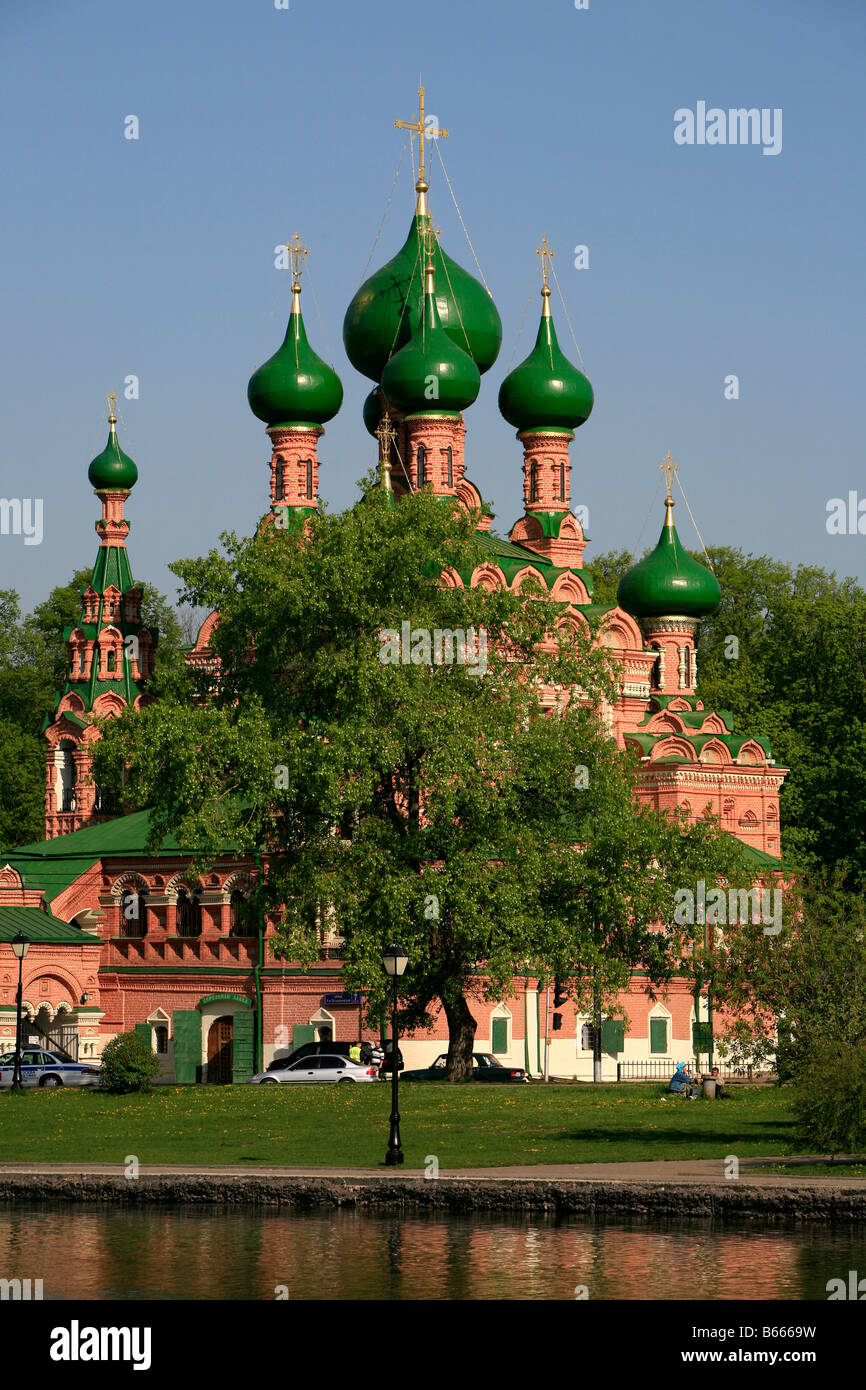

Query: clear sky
[2,0,864,612]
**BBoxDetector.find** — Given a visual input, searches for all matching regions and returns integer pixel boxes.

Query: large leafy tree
[94,485,744,1077]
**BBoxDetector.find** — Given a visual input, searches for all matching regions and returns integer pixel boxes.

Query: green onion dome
[88,416,138,491]
[617,498,721,620]
[343,213,501,384]
[248,284,343,429]
[363,386,386,438]
[498,292,594,434]
[380,259,481,417]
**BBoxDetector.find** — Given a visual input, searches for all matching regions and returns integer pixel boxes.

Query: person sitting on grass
[669,1063,693,1094]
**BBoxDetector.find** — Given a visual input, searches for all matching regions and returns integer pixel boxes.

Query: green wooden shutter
[292,1024,316,1050]
[491,1018,508,1055]
[232,1009,255,1083]
[133,1023,153,1051]
[172,1010,201,1084]
[650,1018,668,1054]
[601,1019,625,1054]
[692,1022,712,1056]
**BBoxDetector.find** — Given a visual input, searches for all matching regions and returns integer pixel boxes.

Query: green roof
[498,299,593,434]
[0,906,92,944]
[617,500,721,620]
[8,809,239,907]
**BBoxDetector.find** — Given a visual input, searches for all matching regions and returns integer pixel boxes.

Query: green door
[650,1018,668,1054]
[491,1017,508,1055]
[292,1025,316,1051]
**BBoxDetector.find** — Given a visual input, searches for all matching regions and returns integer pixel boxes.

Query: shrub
[793,1040,866,1154]
[99,1031,160,1095]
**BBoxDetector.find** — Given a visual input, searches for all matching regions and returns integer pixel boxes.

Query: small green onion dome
[617,498,721,620]
[498,293,594,434]
[343,214,501,383]
[380,260,481,417]
[248,286,343,429]
[88,418,138,491]
[363,386,385,438]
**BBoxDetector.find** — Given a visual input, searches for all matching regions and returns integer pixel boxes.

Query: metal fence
[616,1059,760,1082]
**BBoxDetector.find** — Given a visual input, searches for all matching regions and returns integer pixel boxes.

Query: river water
[1,1204,863,1300]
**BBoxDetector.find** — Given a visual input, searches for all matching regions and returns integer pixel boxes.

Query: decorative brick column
[641,619,698,696]
[267,426,322,514]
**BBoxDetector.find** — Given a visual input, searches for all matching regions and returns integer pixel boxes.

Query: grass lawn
[0,1083,798,1169]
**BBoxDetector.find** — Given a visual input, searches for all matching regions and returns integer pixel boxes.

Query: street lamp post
[10,932,31,1094]
[382,942,408,1166]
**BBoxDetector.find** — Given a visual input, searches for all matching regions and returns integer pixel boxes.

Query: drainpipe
[524,975,530,1077]
[253,850,264,1074]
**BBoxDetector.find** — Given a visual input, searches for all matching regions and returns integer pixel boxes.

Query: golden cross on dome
[286,231,308,287]
[536,235,555,290]
[376,410,397,491]
[660,449,679,502]
[106,390,118,424]
[395,81,449,204]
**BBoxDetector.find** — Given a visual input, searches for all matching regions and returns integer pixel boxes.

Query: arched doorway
[206,1016,233,1084]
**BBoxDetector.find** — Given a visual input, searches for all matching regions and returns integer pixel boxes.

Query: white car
[249,1053,380,1084]
[0,1048,102,1088]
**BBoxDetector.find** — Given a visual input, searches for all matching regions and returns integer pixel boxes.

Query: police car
[0,1048,102,1088]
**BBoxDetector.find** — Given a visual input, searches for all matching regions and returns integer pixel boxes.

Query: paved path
[1,1158,864,1187]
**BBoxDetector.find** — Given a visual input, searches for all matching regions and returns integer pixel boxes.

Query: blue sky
[2,0,864,611]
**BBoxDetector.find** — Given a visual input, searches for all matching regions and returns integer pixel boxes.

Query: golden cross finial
[376,411,397,491]
[536,235,555,290]
[286,231,308,288]
[395,81,449,208]
[106,390,118,425]
[660,449,679,502]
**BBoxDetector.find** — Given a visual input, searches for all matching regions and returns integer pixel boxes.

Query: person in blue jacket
[669,1062,692,1093]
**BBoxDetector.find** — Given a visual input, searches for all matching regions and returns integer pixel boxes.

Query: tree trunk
[443,993,477,1081]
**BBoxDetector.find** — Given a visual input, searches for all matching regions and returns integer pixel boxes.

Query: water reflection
[0,1203,861,1301]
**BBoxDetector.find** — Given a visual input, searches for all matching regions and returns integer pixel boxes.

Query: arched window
[176,887,202,937]
[416,444,427,488]
[446,446,453,488]
[120,888,146,938]
[529,460,538,503]
[304,458,313,500]
[558,461,566,502]
[153,1025,168,1055]
[229,889,250,936]
[274,461,285,501]
[59,743,76,812]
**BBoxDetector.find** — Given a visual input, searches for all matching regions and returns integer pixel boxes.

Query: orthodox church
[0,90,786,1082]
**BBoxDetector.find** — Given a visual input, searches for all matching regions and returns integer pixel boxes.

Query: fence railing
[616,1059,762,1082]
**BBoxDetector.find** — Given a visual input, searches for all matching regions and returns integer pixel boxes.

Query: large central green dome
[343,212,501,383]
[617,498,721,620]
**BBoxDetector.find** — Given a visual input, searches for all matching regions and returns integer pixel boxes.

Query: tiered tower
[43,396,157,837]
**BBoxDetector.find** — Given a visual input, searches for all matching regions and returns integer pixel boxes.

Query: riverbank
[2,1161,865,1220]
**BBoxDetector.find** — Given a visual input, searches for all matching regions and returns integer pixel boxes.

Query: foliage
[99,1031,160,1094]
[793,1039,866,1155]
[95,483,745,1078]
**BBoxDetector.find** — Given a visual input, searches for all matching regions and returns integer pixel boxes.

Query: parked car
[402,1053,529,1082]
[0,1048,102,1088]
[248,1053,380,1084]
[272,1040,401,1076]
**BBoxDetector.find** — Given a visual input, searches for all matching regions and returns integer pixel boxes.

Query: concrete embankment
[1,1168,865,1221]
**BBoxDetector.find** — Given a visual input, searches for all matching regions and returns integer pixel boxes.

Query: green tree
[95,485,744,1078]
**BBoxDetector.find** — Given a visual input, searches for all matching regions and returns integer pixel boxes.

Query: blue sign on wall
[323,992,363,1006]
